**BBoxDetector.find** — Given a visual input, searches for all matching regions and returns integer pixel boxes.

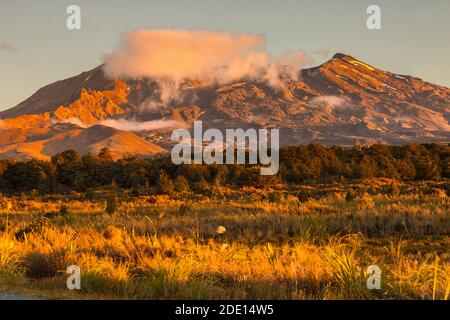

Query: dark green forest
[0,143,448,195]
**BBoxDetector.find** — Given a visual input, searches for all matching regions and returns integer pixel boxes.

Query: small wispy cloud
[312,49,331,59]
[98,118,183,131]
[0,42,17,53]
[311,95,348,108]
[57,117,183,132]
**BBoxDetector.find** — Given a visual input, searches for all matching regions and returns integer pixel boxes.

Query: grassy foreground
[0,179,449,300]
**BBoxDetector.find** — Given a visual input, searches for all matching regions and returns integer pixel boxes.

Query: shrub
[296,189,312,202]
[210,177,223,196]
[0,219,7,232]
[178,203,191,215]
[192,178,210,194]
[59,204,69,216]
[345,190,357,202]
[157,171,174,194]
[105,185,119,215]
[268,191,284,203]
[147,196,157,204]
[432,188,447,199]
[15,218,49,241]
[84,187,95,200]
[23,252,58,279]
[174,176,190,193]
[387,180,400,197]
[356,192,375,210]
[103,226,122,241]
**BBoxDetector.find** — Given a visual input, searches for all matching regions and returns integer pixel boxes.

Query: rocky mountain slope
[0,123,165,161]
[0,53,448,160]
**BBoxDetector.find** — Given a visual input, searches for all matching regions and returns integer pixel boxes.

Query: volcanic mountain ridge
[0,53,448,160]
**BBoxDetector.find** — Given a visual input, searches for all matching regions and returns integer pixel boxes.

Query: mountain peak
[315,53,362,69]
[320,53,379,73]
[0,53,449,160]
[332,52,350,60]
[330,52,362,63]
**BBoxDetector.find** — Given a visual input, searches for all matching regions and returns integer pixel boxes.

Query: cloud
[264,51,312,87]
[57,117,89,128]
[0,42,16,53]
[103,29,311,106]
[98,118,183,131]
[104,29,266,82]
[58,117,183,131]
[311,95,348,108]
[312,49,331,59]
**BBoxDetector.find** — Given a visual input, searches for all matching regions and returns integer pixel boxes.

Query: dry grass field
[0,179,449,300]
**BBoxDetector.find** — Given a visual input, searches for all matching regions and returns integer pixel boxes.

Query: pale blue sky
[0,0,449,110]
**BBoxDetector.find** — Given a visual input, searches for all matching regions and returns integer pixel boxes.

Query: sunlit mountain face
[0,53,448,160]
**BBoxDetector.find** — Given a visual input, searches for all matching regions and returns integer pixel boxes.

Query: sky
[0,0,449,110]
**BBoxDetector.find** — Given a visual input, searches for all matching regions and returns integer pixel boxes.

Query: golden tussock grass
[0,180,448,300]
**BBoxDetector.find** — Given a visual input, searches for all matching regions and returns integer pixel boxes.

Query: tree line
[0,143,448,195]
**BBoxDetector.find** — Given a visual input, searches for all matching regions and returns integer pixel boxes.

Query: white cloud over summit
[103,29,311,104]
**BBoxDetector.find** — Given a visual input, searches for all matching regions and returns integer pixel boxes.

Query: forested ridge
[0,143,448,194]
